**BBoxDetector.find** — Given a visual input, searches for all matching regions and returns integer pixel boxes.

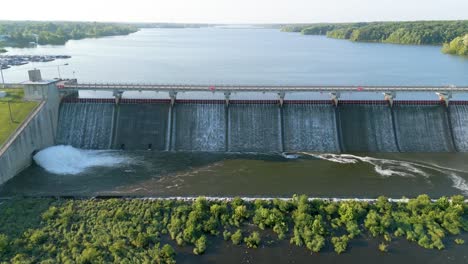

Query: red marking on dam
[176,100,225,104]
[338,100,389,105]
[284,100,333,105]
[393,100,445,105]
[449,101,468,105]
[62,98,115,103]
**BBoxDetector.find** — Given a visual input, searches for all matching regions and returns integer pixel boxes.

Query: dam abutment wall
[0,81,60,184]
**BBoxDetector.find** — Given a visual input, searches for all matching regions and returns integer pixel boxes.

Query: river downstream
[1,147,467,198]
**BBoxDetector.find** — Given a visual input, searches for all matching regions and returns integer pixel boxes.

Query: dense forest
[282,21,468,56]
[0,21,138,47]
[0,195,466,263]
[133,23,213,29]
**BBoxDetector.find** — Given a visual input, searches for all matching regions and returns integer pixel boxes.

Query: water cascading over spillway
[56,103,114,149]
[53,99,468,153]
[228,103,281,152]
[448,103,468,151]
[338,103,398,152]
[393,103,454,152]
[282,103,340,152]
[172,103,226,151]
[113,103,169,150]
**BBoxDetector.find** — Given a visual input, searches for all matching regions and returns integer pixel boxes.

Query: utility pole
[8,101,14,123]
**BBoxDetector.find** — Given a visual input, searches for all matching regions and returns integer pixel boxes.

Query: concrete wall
[0,82,60,185]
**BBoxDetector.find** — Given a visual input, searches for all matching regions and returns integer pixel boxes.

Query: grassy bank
[0,195,465,263]
[0,89,38,147]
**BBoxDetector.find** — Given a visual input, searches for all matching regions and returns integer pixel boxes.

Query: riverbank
[0,195,465,263]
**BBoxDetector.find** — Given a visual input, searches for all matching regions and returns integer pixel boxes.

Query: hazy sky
[2,0,467,23]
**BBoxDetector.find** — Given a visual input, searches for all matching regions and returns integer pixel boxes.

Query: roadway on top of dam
[60,83,468,93]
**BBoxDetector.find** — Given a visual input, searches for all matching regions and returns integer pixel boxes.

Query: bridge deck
[60,83,468,93]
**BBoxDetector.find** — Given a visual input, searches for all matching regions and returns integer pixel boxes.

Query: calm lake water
[2,28,468,85]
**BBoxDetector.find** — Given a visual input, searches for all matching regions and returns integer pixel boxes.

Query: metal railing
[60,83,468,93]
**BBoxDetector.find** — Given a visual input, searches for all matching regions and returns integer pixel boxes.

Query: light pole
[0,67,4,88]
[57,63,69,79]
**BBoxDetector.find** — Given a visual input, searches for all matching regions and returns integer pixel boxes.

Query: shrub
[79,247,101,264]
[0,234,8,254]
[331,235,349,254]
[378,243,388,252]
[193,235,207,255]
[244,232,261,248]
[158,244,176,264]
[223,230,231,241]
[231,230,243,245]
[28,230,47,245]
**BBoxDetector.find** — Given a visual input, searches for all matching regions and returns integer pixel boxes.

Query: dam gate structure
[2,76,468,183]
[54,82,468,153]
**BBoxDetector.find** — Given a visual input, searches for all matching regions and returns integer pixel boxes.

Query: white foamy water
[302,153,428,178]
[302,153,468,195]
[33,145,129,175]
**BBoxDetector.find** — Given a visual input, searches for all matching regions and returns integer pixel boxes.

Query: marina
[0,55,71,69]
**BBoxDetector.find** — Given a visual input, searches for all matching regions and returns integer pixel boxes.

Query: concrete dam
[55,98,468,153]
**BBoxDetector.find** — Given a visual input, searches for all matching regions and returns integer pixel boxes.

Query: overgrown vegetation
[0,21,138,47]
[0,195,466,263]
[0,89,38,147]
[281,21,468,56]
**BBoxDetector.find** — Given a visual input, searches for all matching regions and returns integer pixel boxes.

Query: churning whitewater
[302,153,468,195]
[33,145,129,175]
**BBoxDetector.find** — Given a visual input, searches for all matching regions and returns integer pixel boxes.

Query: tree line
[281,21,468,56]
[0,195,466,263]
[0,21,138,46]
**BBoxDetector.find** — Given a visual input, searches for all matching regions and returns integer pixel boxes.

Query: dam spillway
[56,102,114,149]
[113,102,169,150]
[393,102,455,152]
[338,102,398,152]
[228,103,282,152]
[282,102,340,152]
[55,98,468,153]
[172,102,226,151]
